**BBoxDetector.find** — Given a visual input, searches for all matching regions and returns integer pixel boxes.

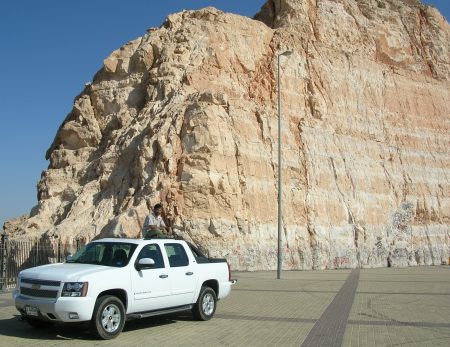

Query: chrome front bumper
[13,290,95,322]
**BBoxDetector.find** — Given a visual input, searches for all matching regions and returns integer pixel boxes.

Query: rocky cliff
[5,0,450,270]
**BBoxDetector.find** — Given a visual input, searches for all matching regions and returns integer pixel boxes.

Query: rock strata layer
[5,0,450,270]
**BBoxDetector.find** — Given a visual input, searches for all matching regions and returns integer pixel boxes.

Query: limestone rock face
[5,1,449,270]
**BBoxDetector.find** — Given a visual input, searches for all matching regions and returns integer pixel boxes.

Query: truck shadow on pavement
[0,314,188,340]
[122,313,192,333]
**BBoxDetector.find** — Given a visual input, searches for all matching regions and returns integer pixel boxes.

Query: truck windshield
[66,242,137,267]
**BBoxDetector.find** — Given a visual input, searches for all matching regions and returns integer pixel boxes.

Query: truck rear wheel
[192,286,217,321]
[91,295,125,340]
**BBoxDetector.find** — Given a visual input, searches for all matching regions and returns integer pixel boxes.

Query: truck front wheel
[192,286,217,321]
[91,295,125,339]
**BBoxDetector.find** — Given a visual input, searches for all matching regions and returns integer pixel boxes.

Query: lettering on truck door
[130,243,171,312]
[164,243,197,306]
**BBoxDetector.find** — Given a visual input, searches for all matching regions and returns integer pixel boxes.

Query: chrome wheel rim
[101,304,121,333]
[202,293,215,316]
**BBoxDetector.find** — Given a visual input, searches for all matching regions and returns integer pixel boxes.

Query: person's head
[153,203,163,216]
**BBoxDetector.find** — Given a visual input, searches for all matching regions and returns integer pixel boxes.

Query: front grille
[21,278,61,287]
[20,287,58,298]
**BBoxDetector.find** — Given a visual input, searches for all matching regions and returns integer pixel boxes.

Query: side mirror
[136,258,155,270]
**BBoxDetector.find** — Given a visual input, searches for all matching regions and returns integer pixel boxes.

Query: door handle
[159,274,168,279]
[185,271,194,276]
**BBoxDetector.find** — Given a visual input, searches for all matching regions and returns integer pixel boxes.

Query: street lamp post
[277,50,293,280]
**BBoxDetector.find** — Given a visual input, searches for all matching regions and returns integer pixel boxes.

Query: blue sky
[0,1,448,228]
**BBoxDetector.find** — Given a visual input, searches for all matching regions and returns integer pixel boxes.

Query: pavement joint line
[301,268,360,347]
[359,280,450,283]
[356,291,450,296]
[215,313,317,324]
[347,320,450,328]
[235,289,339,294]
[234,288,450,296]
[234,279,347,282]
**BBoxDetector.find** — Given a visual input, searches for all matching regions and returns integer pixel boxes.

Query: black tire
[91,295,126,340]
[25,317,54,329]
[192,286,217,321]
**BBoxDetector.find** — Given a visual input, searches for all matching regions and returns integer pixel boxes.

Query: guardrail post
[35,239,39,267]
[0,235,7,291]
[57,240,61,263]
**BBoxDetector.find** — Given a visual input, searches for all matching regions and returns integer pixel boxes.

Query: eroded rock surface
[5,0,449,270]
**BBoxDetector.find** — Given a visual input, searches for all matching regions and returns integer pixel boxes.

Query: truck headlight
[62,282,88,297]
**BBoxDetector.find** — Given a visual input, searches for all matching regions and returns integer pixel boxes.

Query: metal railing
[0,235,84,291]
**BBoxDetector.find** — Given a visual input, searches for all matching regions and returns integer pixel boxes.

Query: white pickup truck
[13,238,236,339]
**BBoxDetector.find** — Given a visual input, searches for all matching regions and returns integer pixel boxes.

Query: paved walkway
[0,267,449,346]
[301,269,360,346]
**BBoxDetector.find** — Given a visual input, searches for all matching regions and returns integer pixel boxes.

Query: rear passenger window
[188,243,207,260]
[164,243,189,267]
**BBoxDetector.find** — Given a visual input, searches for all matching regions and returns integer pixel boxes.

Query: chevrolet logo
[31,284,41,290]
